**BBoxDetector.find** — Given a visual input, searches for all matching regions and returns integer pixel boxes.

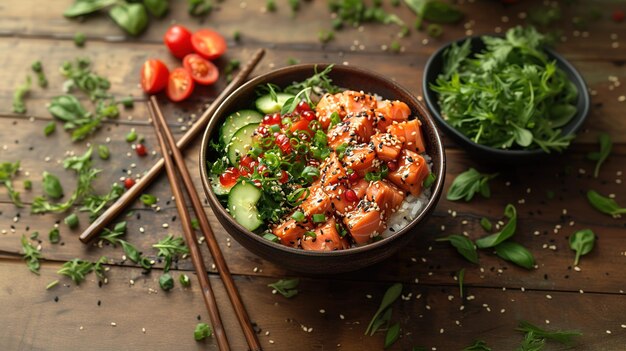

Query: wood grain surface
[0,0,625,350]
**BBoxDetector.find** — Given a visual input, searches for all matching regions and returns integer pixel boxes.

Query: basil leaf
[365,283,402,335]
[586,133,612,178]
[512,124,533,147]
[384,323,400,349]
[569,229,595,266]
[64,0,117,17]
[494,241,535,270]
[370,308,393,335]
[436,234,478,264]
[475,204,517,249]
[109,3,149,36]
[48,95,91,123]
[268,278,299,298]
[144,0,168,17]
[587,190,626,218]
[42,172,64,199]
[447,168,498,202]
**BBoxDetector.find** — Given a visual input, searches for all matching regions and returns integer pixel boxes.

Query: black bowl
[422,36,590,163]
[199,64,446,274]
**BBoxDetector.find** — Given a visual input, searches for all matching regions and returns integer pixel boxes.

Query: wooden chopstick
[149,96,262,351]
[147,102,231,351]
[79,48,265,244]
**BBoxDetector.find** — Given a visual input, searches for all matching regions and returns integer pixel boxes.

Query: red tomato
[124,177,135,189]
[289,118,310,133]
[191,29,227,60]
[182,54,219,85]
[219,167,240,187]
[140,59,169,94]
[164,25,194,59]
[167,68,195,102]
[135,143,147,157]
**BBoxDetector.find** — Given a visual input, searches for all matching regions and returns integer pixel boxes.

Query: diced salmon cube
[320,153,347,186]
[370,133,403,162]
[365,180,405,218]
[300,185,331,216]
[301,218,349,251]
[272,217,308,248]
[327,121,354,150]
[375,100,411,131]
[343,143,376,174]
[325,183,359,216]
[316,91,377,130]
[386,119,426,154]
[387,149,430,196]
[343,203,386,245]
[344,114,374,143]
[316,93,345,130]
[341,90,378,116]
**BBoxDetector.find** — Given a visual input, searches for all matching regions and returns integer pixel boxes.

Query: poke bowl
[199,64,445,273]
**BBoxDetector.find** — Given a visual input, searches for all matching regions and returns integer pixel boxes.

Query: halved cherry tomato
[164,25,194,59]
[140,59,169,94]
[123,177,135,189]
[219,167,240,187]
[182,54,219,85]
[191,29,227,60]
[289,118,310,133]
[166,68,195,102]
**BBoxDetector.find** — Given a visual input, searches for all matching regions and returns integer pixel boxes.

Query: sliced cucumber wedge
[228,181,263,231]
[227,123,259,165]
[210,174,232,196]
[255,93,295,114]
[219,109,263,145]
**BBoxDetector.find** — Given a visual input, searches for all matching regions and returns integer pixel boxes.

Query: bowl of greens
[423,26,590,162]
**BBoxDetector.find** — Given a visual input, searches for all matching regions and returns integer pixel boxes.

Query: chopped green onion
[263,233,280,243]
[179,273,191,287]
[23,180,32,190]
[304,231,317,239]
[49,228,61,243]
[140,194,157,206]
[312,214,326,223]
[126,129,137,142]
[64,213,79,229]
[291,211,305,222]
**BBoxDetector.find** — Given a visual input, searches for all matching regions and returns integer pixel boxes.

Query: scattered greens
[447,168,498,202]
[179,273,191,287]
[404,0,463,24]
[480,217,492,232]
[140,194,158,206]
[44,122,56,136]
[587,133,612,178]
[188,0,212,17]
[475,204,517,248]
[144,0,169,17]
[49,228,61,243]
[74,32,86,47]
[65,213,79,229]
[64,0,155,36]
[32,61,48,88]
[194,323,213,341]
[569,229,595,266]
[12,76,31,114]
[586,190,626,218]
[0,161,23,208]
[80,183,124,221]
[159,273,174,291]
[494,242,535,270]
[365,283,402,335]
[99,221,153,271]
[21,235,42,274]
[436,235,478,264]
[384,323,400,349]
[328,0,404,29]
[58,258,94,284]
[42,172,63,199]
[46,280,60,290]
[268,278,299,298]
[126,129,138,142]
[24,180,32,190]
[98,145,110,160]
[432,26,578,152]
[516,320,581,347]
[463,340,491,351]
[152,235,189,272]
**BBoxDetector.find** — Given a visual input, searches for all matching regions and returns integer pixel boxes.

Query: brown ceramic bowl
[199,64,446,274]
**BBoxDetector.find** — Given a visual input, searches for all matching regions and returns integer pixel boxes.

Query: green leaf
[370,308,393,336]
[384,323,400,349]
[64,213,79,229]
[98,144,110,160]
[549,104,577,128]
[144,0,168,17]
[447,168,498,202]
[109,3,149,36]
[405,0,463,23]
[21,235,42,274]
[44,122,56,136]
[152,235,189,273]
[188,0,212,16]
[480,217,492,231]
[42,172,64,199]
[365,283,402,335]
[49,228,61,244]
[586,133,612,178]
[463,340,491,351]
[194,322,213,341]
[475,204,517,248]
[12,76,31,114]
[587,190,626,218]
[140,194,157,206]
[159,273,174,291]
[516,320,581,346]
[494,241,535,270]
[74,32,86,47]
[512,124,533,147]
[268,278,299,298]
[569,229,595,266]
[126,129,138,142]
[422,172,436,188]
[179,273,191,287]
[64,0,117,17]
[57,258,94,284]
[436,235,478,264]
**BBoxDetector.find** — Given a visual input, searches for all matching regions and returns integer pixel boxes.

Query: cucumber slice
[228,181,263,231]
[219,109,263,145]
[227,123,259,165]
[255,93,295,114]
[210,174,232,196]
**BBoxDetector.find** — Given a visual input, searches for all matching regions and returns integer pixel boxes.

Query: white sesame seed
[111,322,117,327]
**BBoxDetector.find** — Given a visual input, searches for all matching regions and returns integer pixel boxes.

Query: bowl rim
[422,35,591,157]
[199,63,446,257]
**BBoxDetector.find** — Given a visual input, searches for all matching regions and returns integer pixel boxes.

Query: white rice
[381,155,433,238]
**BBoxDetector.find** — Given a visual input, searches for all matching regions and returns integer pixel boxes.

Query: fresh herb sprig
[284,65,341,95]
[447,168,498,202]
[80,183,124,221]
[268,278,299,298]
[21,235,42,274]
[12,76,31,114]
[516,320,581,347]
[587,133,612,178]
[152,235,189,272]
[365,283,402,335]
[475,204,517,248]
[57,258,94,284]
[587,190,626,218]
[436,235,478,264]
[0,161,24,208]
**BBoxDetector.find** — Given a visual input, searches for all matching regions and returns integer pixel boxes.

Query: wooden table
[1,1,625,350]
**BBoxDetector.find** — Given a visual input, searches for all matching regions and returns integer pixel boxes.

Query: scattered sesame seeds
[111,322,117,327]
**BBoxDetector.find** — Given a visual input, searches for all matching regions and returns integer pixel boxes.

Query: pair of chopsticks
[78,48,265,244]
[147,96,261,351]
